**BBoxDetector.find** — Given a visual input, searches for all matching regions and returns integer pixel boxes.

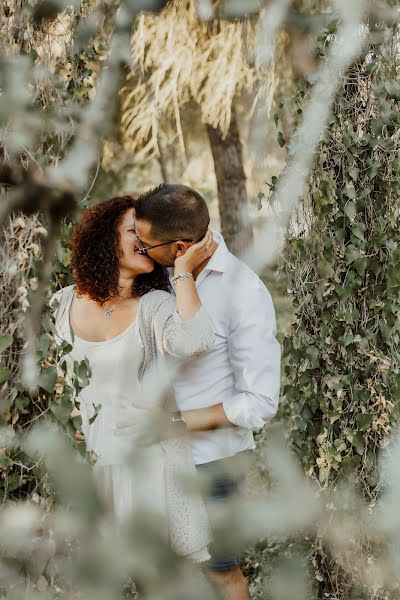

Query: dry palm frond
[120,0,275,160]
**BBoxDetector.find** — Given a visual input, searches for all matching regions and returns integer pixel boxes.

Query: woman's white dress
[53,286,211,562]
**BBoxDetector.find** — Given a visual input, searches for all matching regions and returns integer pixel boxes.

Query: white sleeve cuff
[223,398,267,431]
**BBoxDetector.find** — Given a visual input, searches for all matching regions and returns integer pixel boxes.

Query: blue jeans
[197,455,245,572]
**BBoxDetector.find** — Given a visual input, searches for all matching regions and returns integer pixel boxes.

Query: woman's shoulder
[141,289,175,309]
[50,284,74,308]
[49,286,75,327]
[138,289,176,327]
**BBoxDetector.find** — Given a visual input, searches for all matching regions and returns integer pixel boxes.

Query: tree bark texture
[207,109,253,257]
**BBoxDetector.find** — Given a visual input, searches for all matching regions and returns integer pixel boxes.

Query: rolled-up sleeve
[223,282,281,431]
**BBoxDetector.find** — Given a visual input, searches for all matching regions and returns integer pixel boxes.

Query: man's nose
[134,237,144,253]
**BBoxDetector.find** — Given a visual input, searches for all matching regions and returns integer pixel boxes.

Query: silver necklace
[103,296,127,318]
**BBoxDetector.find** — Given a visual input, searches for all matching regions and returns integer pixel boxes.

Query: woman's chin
[143,263,155,274]
[124,254,154,274]
[139,257,155,273]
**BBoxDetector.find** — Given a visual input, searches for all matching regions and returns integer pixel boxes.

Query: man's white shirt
[169,231,281,465]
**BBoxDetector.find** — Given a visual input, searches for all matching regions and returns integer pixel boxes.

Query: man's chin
[155,258,175,268]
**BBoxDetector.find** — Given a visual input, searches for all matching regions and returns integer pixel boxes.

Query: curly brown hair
[70,196,169,304]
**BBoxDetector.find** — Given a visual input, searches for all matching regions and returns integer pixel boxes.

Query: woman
[51,195,214,562]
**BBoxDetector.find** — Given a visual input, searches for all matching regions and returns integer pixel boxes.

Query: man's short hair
[135,184,210,242]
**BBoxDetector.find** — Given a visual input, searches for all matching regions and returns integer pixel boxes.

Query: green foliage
[278,24,400,600]
[0,0,111,504]
[0,208,92,503]
[282,35,399,491]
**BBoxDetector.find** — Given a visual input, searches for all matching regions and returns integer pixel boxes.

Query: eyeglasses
[133,221,194,255]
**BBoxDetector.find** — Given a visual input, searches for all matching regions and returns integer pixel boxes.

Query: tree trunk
[157,131,185,184]
[207,108,253,257]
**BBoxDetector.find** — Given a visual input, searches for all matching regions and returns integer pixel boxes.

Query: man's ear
[175,241,189,257]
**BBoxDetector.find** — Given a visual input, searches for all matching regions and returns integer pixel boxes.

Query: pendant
[104,310,113,318]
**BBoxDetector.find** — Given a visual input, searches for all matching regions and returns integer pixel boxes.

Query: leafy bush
[280,22,400,599]
[0,209,91,504]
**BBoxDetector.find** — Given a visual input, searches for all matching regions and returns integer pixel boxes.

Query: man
[134,184,281,600]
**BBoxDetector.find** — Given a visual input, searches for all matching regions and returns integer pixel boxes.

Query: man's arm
[182,281,281,432]
[182,403,231,431]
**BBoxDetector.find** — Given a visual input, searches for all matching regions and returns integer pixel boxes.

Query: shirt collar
[202,230,229,274]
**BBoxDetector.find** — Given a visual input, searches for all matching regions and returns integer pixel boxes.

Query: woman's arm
[152,294,215,359]
[148,232,215,358]
[173,230,213,320]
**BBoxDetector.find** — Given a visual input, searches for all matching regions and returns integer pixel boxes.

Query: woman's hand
[174,230,213,274]
[113,406,185,447]
[113,408,160,447]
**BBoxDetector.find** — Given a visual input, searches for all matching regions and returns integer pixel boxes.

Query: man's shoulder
[223,253,271,298]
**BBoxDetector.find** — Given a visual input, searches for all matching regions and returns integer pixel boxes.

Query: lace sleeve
[152,293,215,359]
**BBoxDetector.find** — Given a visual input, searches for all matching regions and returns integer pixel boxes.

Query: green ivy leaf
[0,455,12,470]
[89,403,102,425]
[354,257,368,276]
[371,120,383,136]
[277,132,286,148]
[348,167,359,181]
[352,432,365,455]
[384,81,400,100]
[38,334,50,355]
[5,473,22,492]
[380,321,393,340]
[367,162,380,179]
[306,345,320,367]
[72,415,82,430]
[364,62,376,75]
[0,368,12,384]
[351,224,365,241]
[342,333,354,347]
[61,341,73,354]
[0,335,13,354]
[356,414,373,431]
[342,455,361,474]
[357,187,372,199]
[342,132,352,147]
[50,400,71,425]
[15,396,30,412]
[344,188,356,201]
[38,367,57,393]
[344,201,357,221]
[345,245,360,265]
[335,285,352,303]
